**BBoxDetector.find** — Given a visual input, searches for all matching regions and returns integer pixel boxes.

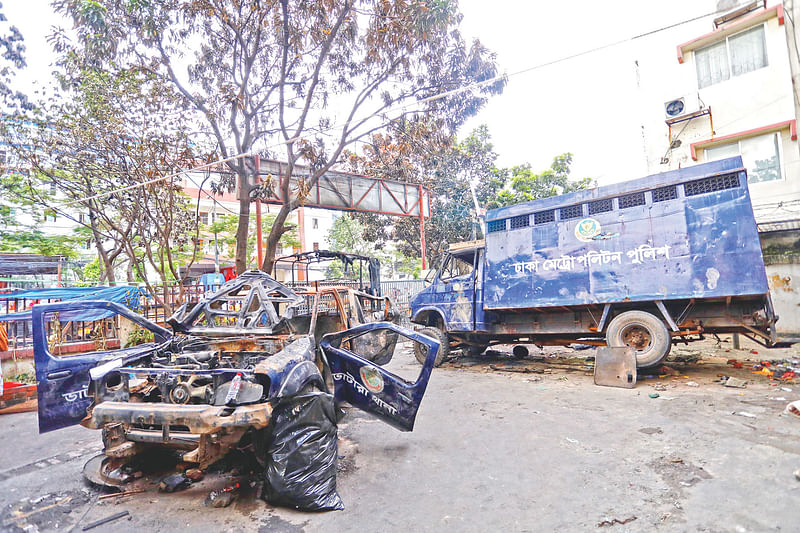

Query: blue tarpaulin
[0,286,146,322]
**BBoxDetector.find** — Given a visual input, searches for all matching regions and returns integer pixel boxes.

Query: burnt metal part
[83,454,132,489]
[167,270,305,336]
[275,249,382,295]
[81,511,131,531]
[321,322,440,431]
[34,269,434,490]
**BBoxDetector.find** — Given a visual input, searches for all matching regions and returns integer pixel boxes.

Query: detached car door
[320,322,440,431]
[33,300,171,433]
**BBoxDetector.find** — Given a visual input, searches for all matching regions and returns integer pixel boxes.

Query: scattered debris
[565,437,580,445]
[724,377,748,388]
[732,411,757,418]
[204,485,239,508]
[671,351,701,363]
[723,376,747,389]
[659,366,679,376]
[782,387,793,392]
[597,516,637,527]
[159,473,191,493]
[638,427,663,435]
[81,510,131,531]
[785,400,800,419]
[794,468,800,481]
[185,469,205,481]
[489,364,543,374]
[686,381,699,387]
[649,393,660,399]
[97,489,145,501]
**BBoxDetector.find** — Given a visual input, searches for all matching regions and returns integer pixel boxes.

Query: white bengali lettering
[513,244,670,276]
[332,372,399,415]
[62,389,89,402]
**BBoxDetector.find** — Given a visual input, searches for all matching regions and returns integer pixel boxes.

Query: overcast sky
[4,0,731,185]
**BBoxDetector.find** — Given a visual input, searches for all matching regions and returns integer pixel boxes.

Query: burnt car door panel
[320,322,440,431]
[33,300,172,433]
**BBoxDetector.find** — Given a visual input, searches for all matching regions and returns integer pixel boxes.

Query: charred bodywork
[34,270,439,472]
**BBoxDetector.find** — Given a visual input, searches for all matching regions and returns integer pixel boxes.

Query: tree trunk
[235,171,251,275]
[93,235,116,286]
[261,201,292,275]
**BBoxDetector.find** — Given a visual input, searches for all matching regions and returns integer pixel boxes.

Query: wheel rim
[620,324,652,352]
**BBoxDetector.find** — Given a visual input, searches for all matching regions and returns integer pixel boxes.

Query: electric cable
[50,6,730,209]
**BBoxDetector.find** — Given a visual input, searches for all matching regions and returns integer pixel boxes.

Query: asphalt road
[2,338,799,532]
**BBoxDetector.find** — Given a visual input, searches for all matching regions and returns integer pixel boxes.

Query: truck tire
[606,311,671,368]
[415,326,449,367]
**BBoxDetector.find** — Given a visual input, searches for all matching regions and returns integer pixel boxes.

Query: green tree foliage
[0,2,28,111]
[0,175,84,258]
[495,153,592,207]
[326,214,377,258]
[0,228,82,258]
[4,62,204,311]
[324,214,382,278]
[206,212,300,268]
[347,127,591,265]
[327,206,423,279]
[52,0,504,275]
[348,124,507,262]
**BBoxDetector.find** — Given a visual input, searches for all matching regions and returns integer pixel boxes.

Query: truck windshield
[440,254,474,281]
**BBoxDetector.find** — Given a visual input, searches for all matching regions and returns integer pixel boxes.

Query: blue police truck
[409,157,779,368]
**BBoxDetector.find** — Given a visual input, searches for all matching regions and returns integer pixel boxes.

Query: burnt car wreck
[33,270,439,510]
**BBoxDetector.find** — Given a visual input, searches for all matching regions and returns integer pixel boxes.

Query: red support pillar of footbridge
[419,184,426,270]
[254,155,264,268]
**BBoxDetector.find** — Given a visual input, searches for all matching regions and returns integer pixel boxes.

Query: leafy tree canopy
[495,153,592,207]
[50,0,504,275]
[347,125,591,264]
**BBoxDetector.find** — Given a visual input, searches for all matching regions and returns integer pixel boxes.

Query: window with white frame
[695,24,767,88]
[704,131,783,183]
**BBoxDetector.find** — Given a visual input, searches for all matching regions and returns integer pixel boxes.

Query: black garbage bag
[262,391,344,511]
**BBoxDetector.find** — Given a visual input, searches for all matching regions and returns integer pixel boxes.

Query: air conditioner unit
[664,94,704,121]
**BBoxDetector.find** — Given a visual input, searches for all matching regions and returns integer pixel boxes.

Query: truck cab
[410,241,486,333]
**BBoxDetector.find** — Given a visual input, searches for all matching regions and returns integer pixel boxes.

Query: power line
[54,6,727,208]
[60,152,251,207]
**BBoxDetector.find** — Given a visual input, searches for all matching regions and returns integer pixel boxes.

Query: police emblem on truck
[574,218,601,242]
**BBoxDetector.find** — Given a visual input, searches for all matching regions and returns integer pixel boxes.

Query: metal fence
[381,279,425,315]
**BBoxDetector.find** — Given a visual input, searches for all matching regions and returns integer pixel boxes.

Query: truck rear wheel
[606,311,671,368]
[415,326,449,367]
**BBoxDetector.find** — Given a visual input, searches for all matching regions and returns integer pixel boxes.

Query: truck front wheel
[606,311,671,368]
[415,326,450,367]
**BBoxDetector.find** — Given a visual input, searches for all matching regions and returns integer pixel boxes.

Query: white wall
[632,4,800,224]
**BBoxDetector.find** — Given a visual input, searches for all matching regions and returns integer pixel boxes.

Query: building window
[312,218,319,229]
[695,24,767,88]
[199,212,209,225]
[705,132,782,183]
